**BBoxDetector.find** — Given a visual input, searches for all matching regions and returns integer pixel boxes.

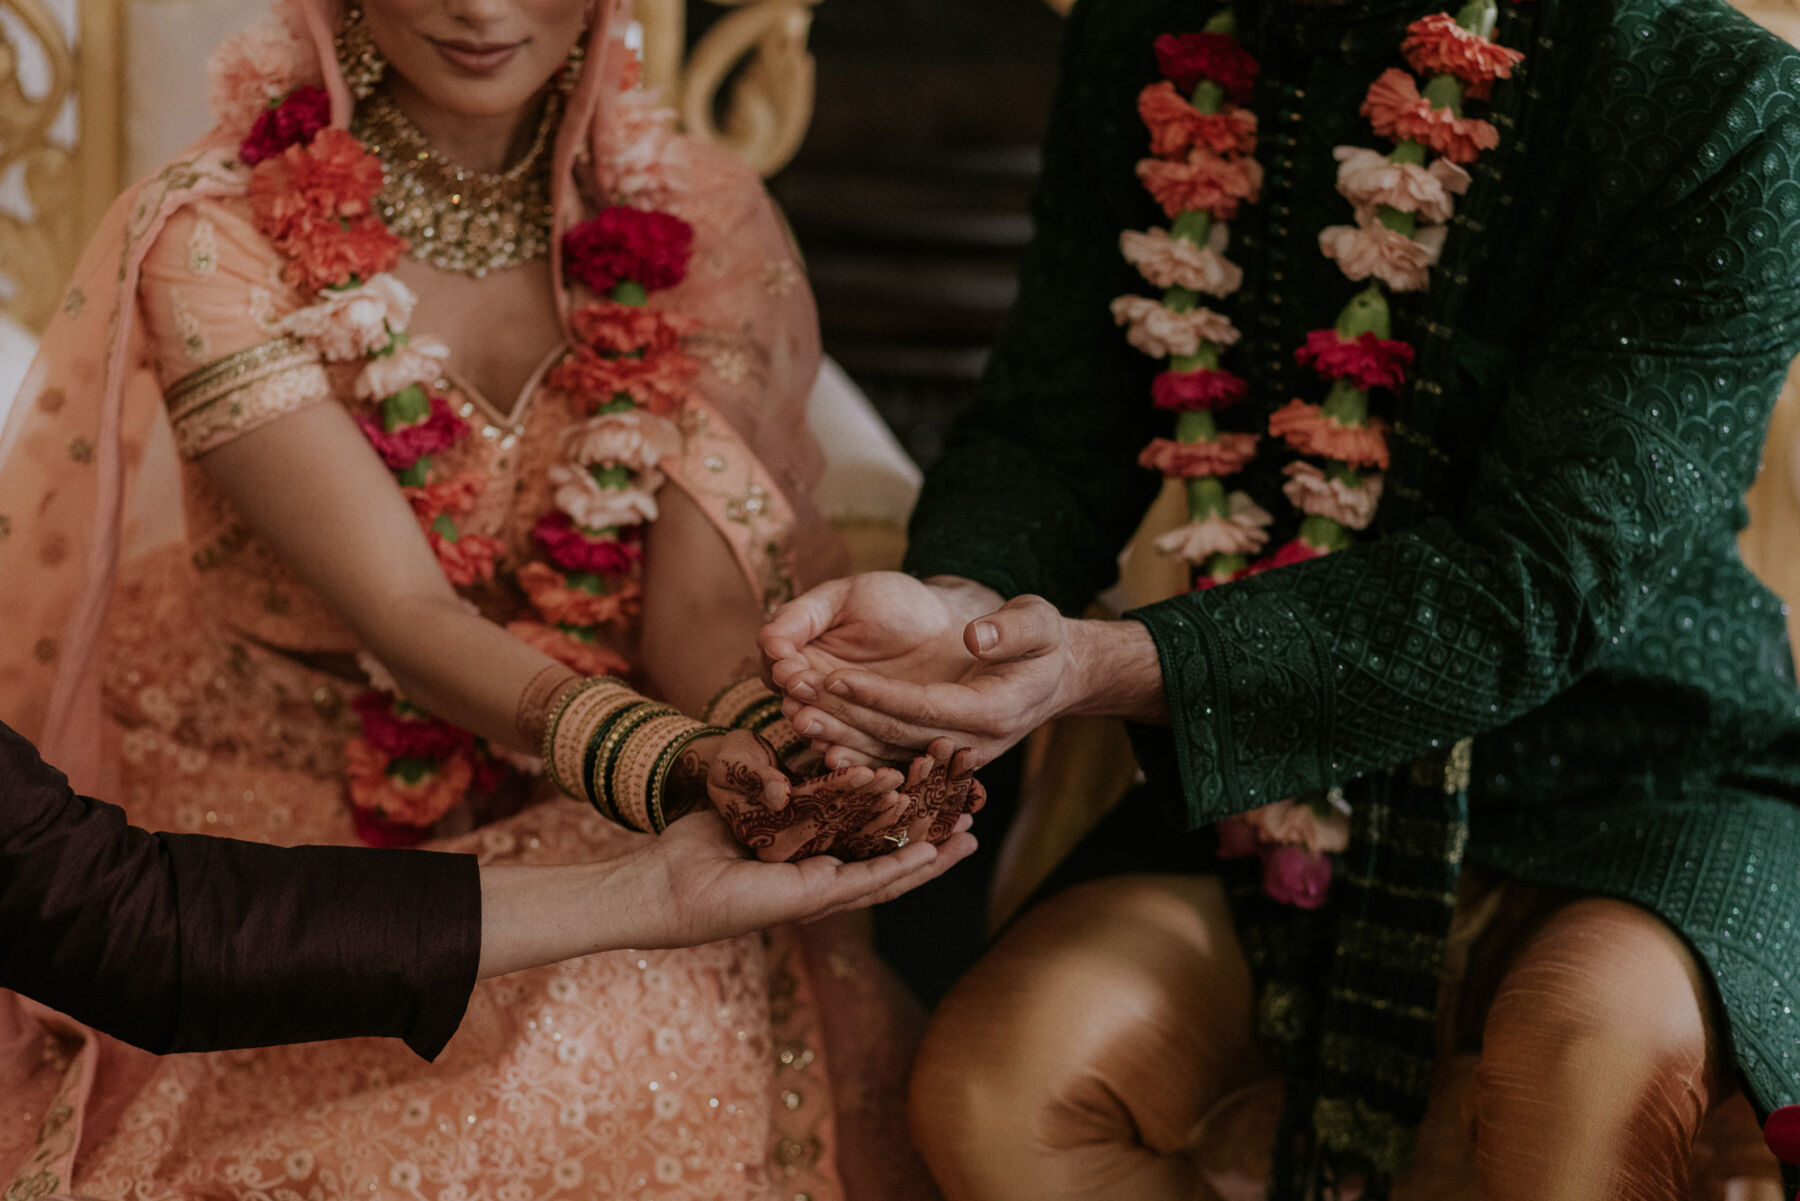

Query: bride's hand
[701,730,909,863]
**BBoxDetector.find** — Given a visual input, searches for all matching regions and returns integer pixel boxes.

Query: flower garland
[1115,0,1522,904]
[218,23,702,845]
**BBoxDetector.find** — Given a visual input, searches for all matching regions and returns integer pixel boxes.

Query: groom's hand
[760,573,1002,766]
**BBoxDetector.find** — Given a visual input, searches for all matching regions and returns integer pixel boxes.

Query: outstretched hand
[618,809,978,948]
[703,729,909,863]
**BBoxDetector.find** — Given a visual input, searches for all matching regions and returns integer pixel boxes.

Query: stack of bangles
[541,678,726,834]
[701,675,809,767]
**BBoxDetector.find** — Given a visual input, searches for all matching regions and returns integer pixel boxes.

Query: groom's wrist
[1063,618,1168,725]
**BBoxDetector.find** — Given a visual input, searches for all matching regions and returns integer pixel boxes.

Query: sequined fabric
[904,0,1800,1182]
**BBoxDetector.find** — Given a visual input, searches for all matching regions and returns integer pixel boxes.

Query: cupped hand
[759,573,1001,765]
[786,595,1075,771]
[622,809,978,948]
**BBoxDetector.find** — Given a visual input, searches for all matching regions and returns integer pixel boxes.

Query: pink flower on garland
[352,691,473,759]
[1154,32,1259,104]
[1400,13,1524,98]
[239,85,329,166]
[1319,207,1446,293]
[1137,82,1258,158]
[1269,399,1391,470]
[355,392,467,470]
[1120,227,1244,296]
[1262,843,1333,908]
[1295,329,1415,391]
[533,511,644,574]
[208,17,318,137]
[1360,68,1499,164]
[1282,461,1384,531]
[562,206,694,294]
[1112,296,1240,359]
[1138,433,1260,479]
[1152,492,1272,564]
[1138,150,1263,221]
[1152,366,1248,411]
[1332,146,1469,224]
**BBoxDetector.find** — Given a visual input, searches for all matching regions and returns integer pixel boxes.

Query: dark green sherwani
[904,0,1800,1192]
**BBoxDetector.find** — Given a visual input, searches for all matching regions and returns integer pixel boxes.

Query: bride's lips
[428,37,524,75]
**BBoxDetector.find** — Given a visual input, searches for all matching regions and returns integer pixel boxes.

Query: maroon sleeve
[0,720,481,1059]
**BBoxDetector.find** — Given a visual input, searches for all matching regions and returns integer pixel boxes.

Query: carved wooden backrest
[0,0,817,334]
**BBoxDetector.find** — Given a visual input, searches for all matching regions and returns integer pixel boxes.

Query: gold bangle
[649,722,725,833]
[617,712,693,830]
[587,702,675,829]
[542,677,634,798]
[703,675,773,728]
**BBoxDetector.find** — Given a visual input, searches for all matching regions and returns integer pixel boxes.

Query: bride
[0,0,976,1195]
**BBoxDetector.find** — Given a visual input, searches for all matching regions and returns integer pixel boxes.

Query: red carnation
[351,807,432,848]
[1152,366,1249,411]
[1248,538,1327,576]
[352,691,475,759]
[354,392,467,470]
[240,86,330,166]
[1294,330,1416,391]
[532,511,645,574]
[1154,32,1259,105]
[562,206,694,295]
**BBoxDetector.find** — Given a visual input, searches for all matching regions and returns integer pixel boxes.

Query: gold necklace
[353,89,559,277]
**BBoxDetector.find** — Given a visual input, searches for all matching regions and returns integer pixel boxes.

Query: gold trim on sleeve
[164,336,332,458]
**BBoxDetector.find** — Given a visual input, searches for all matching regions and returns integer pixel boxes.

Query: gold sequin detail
[164,337,329,458]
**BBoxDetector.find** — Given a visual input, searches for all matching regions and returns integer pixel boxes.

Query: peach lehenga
[0,3,931,1198]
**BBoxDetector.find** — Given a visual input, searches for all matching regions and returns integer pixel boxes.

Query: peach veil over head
[0,0,837,789]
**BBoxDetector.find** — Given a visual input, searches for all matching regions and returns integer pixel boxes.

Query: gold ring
[883,831,910,848]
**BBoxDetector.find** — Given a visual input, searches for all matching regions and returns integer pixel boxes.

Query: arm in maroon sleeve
[0,720,480,1058]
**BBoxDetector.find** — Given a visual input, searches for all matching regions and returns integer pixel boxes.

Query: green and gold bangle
[704,675,807,763]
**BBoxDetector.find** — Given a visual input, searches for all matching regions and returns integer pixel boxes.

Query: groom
[760,0,1800,1194]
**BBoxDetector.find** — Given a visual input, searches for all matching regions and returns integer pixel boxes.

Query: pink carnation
[532,511,645,574]
[548,464,663,528]
[1152,366,1248,411]
[561,408,683,473]
[355,392,468,470]
[1294,329,1415,391]
[356,340,450,401]
[1111,295,1240,359]
[1262,843,1333,908]
[1120,227,1243,296]
[1152,492,1272,564]
[1138,433,1260,479]
[1281,461,1384,531]
[278,274,417,362]
[208,16,319,137]
[1332,145,1469,224]
[1319,207,1446,293]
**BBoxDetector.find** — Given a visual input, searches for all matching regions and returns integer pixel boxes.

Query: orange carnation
[1268,399,1391,470]
[429,526,506,587]
[1360,69,1498,164]
[1400,14,1523,94]
[405,471,485,523]
[1138,150,1264,221]
[345,738,472,827]
[517,561,642,627]
[1137,83,1258,159]
[1138,433,1261,479]
[248,128,404,290]
[506,619,633,677]
[548,345,697,416]
[571,300,698,357]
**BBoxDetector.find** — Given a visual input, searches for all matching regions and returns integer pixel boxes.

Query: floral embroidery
[186,215,220,275]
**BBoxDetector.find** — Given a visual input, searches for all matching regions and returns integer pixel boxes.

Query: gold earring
[336,4,388,101]
[558,37,586,94]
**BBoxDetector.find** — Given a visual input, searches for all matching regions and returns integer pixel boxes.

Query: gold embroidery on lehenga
[164,337,331,458]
